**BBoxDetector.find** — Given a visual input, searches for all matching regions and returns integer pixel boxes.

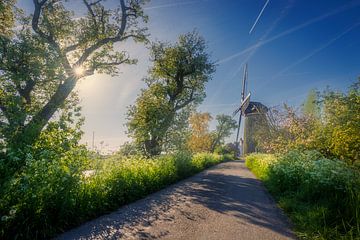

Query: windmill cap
[244,101,268,115]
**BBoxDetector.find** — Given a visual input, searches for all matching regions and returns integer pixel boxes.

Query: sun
[74,66,85,76]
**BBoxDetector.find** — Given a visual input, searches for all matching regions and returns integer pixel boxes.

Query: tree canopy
[127,31,215,156]
[187,112,237,153]
[0,0,149,154]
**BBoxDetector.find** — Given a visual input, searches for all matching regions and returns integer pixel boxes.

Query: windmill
[232,0,270,155]
[233,64,251,154]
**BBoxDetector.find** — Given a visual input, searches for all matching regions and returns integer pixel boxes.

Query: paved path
[57,160,295,240]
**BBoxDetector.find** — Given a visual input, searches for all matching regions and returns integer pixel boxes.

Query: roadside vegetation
[0,1,236,239]
[246,80,360,239]
[1,151,227,239]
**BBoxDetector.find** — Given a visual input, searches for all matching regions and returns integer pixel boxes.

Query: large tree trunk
[10,77,77,148]
[144,138,161,156]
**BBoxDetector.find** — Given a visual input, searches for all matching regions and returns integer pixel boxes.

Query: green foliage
[246,151,360,239]
[0,0,16,37]
[210,114,237,152]
[187,112,237,153]
[315,80,360,165]
[245,153,276,180]
[0,148,88,239]
[127,31,215,156]
[127,84,173,155]
[0,0,148,153]
[214,143,239,159]
[0,152,227,239]
[191,152,223,171]
[302,89,321,118]
[116,141,141,157]
[162,107,192,153]
[253,79,360,165]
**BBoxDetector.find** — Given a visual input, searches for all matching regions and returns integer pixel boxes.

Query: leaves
[1,0,149,156]
[0,0,16,37]
[127,31,215,156]
[187,112,213,153]
[253,79,360,165]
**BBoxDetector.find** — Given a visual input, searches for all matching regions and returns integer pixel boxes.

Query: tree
[117,141,139,157]
[127,84,173,156]
[127,31,215,156]
[162,106,192,153]
[214,142,239,158]
[0,0,16,37]
[252,78,360,165]
[210,114,237,152]
[318,79,360,164]
[187,112,213,153]
[302,89,320,118]
[0,0,148,152]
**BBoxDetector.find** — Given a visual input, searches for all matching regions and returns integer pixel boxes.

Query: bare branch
[89,0,103,6]
[32,0,52,42]
[32,0,73,76]
[75,0,128,65]
[85,57,130,76]
[82,0,97,25]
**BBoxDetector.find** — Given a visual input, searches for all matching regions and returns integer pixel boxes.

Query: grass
[245,150,360,240]
[0,151,229,240]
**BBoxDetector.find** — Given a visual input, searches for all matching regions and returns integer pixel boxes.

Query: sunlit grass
[245,151,360,240]
[0,152,229,239]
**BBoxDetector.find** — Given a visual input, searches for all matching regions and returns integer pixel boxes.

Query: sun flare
[74,66,85,76]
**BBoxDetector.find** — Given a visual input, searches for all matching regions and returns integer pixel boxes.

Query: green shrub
[214,143,239,159]
[0,151,226,239]
[252,80,360,166]
[246,150,360,240]
[0,148,87,239]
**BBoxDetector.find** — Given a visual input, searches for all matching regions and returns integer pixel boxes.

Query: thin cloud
[144,1,198,10]
[216,1,360,65]
[273,22,360,79]
[249,0,270,34]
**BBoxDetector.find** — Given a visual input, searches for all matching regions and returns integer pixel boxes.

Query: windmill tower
[233,64,268,156]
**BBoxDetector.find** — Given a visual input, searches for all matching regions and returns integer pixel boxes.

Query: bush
[253,79,360,166]
[214,143,239,159]
[246,151,360,240]
[0,151,227,239]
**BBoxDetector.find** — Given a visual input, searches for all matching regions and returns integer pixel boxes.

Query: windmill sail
[235,64,249,144]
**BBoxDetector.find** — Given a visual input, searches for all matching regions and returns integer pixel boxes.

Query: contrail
[249,0,270,34]
[216,1,360,65]
[144,1,198,10]
[272,22,360,79]
[230,0,294,78]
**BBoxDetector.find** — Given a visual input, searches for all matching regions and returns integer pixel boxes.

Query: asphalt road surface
[57,160,296,240]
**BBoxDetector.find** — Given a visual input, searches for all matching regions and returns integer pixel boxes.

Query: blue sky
[17,0,360,152]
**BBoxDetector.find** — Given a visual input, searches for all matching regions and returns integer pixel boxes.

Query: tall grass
[0,152,227,239]
[246,150,360,240]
